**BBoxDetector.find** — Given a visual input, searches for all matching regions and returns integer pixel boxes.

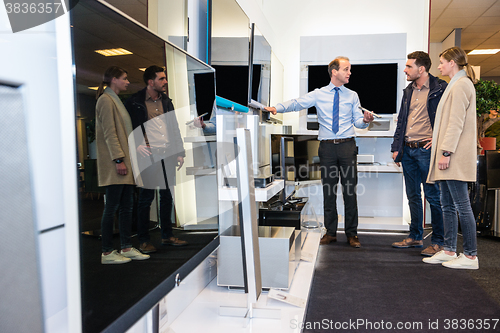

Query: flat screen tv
[212,64,262,107]
[212,65,249,106]
[248,23,271,107]
[250,64,263,103]
[194,71,216,120]
[270,136,295,203]
[307,63,398,115]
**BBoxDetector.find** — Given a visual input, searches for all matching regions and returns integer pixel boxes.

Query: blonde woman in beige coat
[423,47,478,270]
[95,66,149,264]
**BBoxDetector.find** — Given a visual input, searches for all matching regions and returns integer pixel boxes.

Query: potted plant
[475,79,500,154]
[472,79,500,231]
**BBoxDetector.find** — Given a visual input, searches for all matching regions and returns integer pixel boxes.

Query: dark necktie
[332,87,340,134]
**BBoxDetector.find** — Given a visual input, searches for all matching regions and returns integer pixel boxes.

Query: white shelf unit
[180,135,218,230]
[218,179,284,202]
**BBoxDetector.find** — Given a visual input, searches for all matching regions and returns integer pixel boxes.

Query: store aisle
[303,233,500,333]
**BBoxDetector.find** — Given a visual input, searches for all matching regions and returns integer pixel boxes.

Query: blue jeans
[101,184,134,253]
[401,146,444,245]
[440,180,477,256]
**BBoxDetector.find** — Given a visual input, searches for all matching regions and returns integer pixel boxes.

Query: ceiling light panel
[94,48,133,56]
[468,49,500,55]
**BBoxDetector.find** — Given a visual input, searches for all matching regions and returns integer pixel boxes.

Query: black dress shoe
[320,234,337,245]
[347,236,361,248]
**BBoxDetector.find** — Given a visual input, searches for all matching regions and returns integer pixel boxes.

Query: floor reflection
[79,194,218,333]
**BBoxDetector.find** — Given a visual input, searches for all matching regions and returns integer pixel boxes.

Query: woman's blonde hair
[96,66,128,99]
[439,47,476,83]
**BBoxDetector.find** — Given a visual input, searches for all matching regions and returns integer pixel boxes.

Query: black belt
[322,137,354,144]
[405,140,428,148]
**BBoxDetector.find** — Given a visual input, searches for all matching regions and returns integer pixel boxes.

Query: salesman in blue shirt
[265,57,374,248]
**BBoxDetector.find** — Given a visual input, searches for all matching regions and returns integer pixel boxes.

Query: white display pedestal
[167,230,322,332]
[218,225,300,289]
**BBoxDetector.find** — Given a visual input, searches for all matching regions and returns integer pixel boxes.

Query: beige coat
[95,88,135,187]
[427,70,477,183]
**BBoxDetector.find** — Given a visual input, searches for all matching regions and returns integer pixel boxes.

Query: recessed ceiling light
[139,68,146,71]
[88,86,99,90]
[468,49,500,55]
[94,48,133,57]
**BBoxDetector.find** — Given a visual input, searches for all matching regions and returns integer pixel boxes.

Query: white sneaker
[102,250,132,264]
[442,253,479,270]
[120,247,150,260]
[422,250,457,264]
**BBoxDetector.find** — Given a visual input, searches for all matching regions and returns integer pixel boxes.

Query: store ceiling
[430,0,500,79]
[83,1,500,80]
[72,1,165,96]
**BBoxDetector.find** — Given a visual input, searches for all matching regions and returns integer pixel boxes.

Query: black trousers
[318,140,358,237]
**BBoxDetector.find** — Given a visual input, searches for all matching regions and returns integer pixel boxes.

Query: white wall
[270,52,284,111]
[429,42,443,78]
[187,0,209,62]
[431,29,483,82]
[0,7,80,333]
[430,29,465,81]
[153,0,209,61]
[212,0,249,37]
[442,28,461,50]
[156,0,188,49]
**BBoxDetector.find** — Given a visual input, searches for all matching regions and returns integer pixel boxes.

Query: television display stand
[259,197,308,230]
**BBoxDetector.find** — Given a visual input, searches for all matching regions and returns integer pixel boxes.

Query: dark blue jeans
[401,146,444,245]
[318,140,358,238]
[101,184,134,253]
[440,180,477,256]
[137,188,174,242]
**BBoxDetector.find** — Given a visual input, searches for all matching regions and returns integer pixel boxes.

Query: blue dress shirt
[275,82,368,140]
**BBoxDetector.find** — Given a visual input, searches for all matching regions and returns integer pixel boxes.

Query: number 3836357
[443,318,499,330]
[5,2,64,14]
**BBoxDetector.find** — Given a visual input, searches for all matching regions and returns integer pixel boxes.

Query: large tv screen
[212,64,263,107]
[212,65,249,106]
[194,71,216,120]
[307,63,398,114]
